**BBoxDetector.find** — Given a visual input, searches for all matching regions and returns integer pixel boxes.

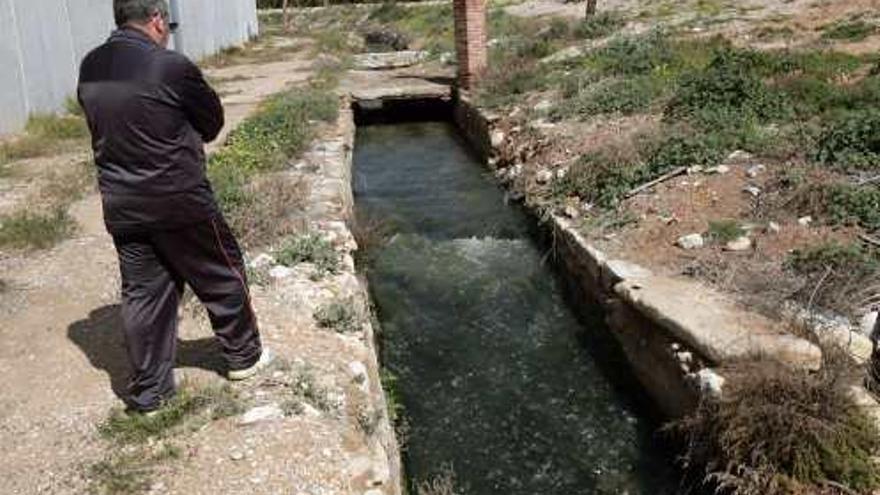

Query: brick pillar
[453,0,487,90]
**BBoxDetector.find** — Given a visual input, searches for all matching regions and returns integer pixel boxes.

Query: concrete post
[453,0,487,90]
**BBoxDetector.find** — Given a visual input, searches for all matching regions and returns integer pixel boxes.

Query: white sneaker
[227,348,273,381]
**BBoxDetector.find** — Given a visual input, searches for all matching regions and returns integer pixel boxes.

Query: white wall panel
[0,0,257,135]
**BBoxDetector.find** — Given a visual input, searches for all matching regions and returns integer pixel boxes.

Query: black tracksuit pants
[111,214,262,411]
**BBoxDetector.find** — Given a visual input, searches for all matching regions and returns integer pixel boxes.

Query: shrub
[25,113,89,140]
[787,242,878,278]
[560,74,668,118]
[552,142,646,207]
[314,297,361,333]
[573,11,625,40]
[665,47,790,127]
[822,20,877,42]
[707,219,745,244]
[811,184,880,231]
[814,110,880,173]
[786,241,880,315]
[275,233,340,275]
[0,208,75,250]
[670,358,880,495]
[208,88,336,244]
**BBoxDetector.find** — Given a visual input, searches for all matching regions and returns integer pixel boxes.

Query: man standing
[77,0,269,413]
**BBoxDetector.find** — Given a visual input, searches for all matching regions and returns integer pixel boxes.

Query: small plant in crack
[275,232,340,278]
[314,297,362,334]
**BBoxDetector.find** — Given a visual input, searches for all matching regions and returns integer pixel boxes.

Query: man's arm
[175,59,224,143]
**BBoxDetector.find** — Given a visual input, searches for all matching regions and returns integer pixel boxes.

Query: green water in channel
[353,121,677,494]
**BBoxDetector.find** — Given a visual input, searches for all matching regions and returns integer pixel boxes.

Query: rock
[767,221,781,234]
[861,311,879,339]
[798,216,813,226]
[555,167,568,180]
[695,368,725,398]
[352,51,428,70]
[248,253,276,269]
[726,150,753,163]
[705,165,730,175]
[676,233,704,250]
[229,450,245,461]
[364,490,384,495]
[743,185,761,197]
[490,130,505,148]
[239,404,283,425]
[348,361,369,390]
[746,164,766,178]
[540,45,587,65]
[535,169,554,184]
[269,265,294,280]
[533,100,553,113]
[724,236,752,252]
[687,165,704,174]
[615,276,823,370]
[362,27,410,51]
[563,204,580,219]
[439,52,454,65]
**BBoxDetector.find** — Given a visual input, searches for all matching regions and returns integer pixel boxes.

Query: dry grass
[669,353,880,495]
[228,173,309,248]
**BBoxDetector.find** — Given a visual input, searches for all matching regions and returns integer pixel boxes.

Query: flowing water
[354,121,677,494]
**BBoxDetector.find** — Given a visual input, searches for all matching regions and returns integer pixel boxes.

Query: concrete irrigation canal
[353,119,677,494]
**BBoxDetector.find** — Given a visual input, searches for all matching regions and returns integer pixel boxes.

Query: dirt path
[0,48,314,494]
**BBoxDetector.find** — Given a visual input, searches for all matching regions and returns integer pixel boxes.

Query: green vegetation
[707,219,746,244]
[822,19,877,42]
[798,183,880,232]
[368,2,455,54]
[0,209,76,250]
[0,112,89,164]
[506,28,880,209]
[379,368,404,423]
[90,383,240,494]
[314,297,361,333]
[672,358,880,495]
[786,241,880,315]
[275,232,341,276]
[89,442,181,495]
[99,383,243,445]
[573,11,625,40]
[208,88,337,245]
[814,110,880,173]
[289,363,338,413]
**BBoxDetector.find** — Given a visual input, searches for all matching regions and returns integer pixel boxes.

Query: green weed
[275,233,340,276]
[670,358,880,494]
[314,297,361,333]
[573,11,625,40]
[98,384,243,445]
[88,441,182,495]
[822,20,877,42]
[0,208,75,250]
[814,110,880,173]
[0,113,89,164]
[707,219,746,244]
[808,183,880,231]
[208,88,336,244]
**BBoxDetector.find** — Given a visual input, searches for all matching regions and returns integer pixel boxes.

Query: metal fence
[0,0,259,135]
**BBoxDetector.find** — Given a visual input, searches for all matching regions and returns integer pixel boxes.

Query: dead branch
[858,233,880,248]
[624,166,688,199]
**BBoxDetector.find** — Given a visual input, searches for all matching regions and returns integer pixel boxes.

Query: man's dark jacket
[78,27,224,234]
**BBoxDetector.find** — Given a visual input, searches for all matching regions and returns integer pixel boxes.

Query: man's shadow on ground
[67,305,225,401]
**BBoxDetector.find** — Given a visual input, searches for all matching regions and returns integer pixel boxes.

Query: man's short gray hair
[114,0,169,27]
